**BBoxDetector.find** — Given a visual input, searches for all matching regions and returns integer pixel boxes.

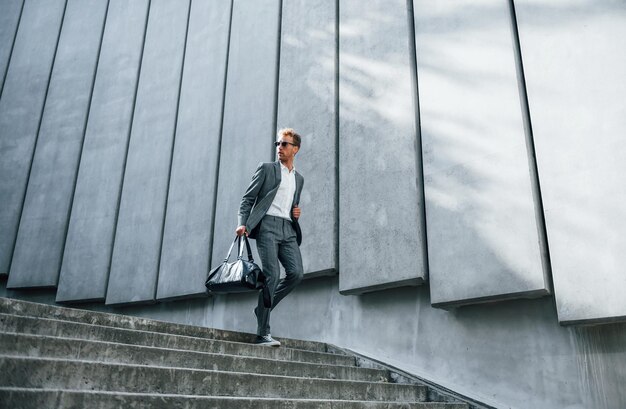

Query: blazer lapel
[273,161,281,189]
[255,162,281,212]
[247,162,281,230]
[293,171,301,206]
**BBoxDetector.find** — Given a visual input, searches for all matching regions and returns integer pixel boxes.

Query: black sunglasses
[274,140,297,148]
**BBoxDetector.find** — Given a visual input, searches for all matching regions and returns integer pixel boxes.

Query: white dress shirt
[266,162,296,220]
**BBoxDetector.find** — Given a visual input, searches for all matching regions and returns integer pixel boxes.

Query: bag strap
[237,235,255,262]
[223,236,239,262]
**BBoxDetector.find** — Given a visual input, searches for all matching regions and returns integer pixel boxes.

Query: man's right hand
[235,225,248,236]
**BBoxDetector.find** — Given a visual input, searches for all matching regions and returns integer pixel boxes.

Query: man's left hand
[292,205,301,220]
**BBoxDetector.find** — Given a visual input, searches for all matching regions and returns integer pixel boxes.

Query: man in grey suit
[236,128,304,347]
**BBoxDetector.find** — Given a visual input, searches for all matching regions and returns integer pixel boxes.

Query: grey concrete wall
[338,0,427,294]
[514,0,626,325]
[210,0,281,271]
[106,0,190,305]
[157,0,232,301]
[0,0,66,276]
[277,0,337,278]
[8,0,108,289]
[56,0,149,303]
[413,0,549,307]
[210,277,626,409]
[0,0,23,95]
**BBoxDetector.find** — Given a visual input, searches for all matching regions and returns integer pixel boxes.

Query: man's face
[276,134,299,161]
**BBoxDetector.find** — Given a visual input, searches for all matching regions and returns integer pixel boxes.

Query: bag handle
[237,235,255,263]
[223,236,239,262]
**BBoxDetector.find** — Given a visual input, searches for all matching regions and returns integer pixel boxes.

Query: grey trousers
[255,215,303,336]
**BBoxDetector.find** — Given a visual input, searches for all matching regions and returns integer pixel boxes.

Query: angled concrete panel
[106,0,190,305]
[211,0,281,270]
[0,0,25,271]
[277,0,337,278]
[0,0,24,94]
[514,0,626,324]
[0,0,66,276]
[8,0,108,289]
[338,0,426,294]
[413,0,549,307]
[56,0,150,302]
[156,0,232,301]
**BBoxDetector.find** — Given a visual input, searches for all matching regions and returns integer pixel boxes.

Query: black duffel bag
[206,235,268,303]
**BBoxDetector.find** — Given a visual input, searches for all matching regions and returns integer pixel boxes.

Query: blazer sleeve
[238,162,266,227]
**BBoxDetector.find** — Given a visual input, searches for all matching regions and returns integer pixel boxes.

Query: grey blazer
[238,161,304,245]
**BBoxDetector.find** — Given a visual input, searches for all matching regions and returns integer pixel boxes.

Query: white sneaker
[254,334,281,347]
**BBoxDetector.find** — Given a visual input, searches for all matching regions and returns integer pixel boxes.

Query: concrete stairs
[0,297,471,408]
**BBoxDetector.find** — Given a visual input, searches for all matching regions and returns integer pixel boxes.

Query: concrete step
[0,313,354,366]
[0,297,324,352]
[0,356,428,402]
[0,388,470,409]
[0,297,475,408]
[0,332,390,382]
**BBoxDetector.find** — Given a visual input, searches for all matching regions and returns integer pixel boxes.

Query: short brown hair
[278,128,301,148]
